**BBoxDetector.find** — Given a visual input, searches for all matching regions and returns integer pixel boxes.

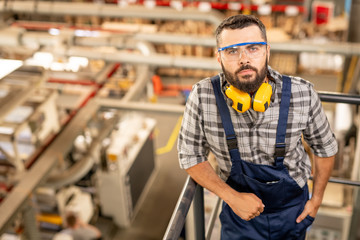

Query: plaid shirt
[177,67,338,188]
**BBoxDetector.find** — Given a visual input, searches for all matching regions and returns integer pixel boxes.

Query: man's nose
[238,49,250,64]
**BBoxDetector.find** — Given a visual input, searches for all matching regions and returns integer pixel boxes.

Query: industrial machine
[97,113,157,228]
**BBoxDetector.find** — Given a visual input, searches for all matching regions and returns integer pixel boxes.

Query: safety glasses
[218,42,267,62]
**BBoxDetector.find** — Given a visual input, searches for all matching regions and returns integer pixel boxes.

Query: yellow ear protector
[225,82,272,113]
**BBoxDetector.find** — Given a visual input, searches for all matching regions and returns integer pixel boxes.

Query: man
[57,212,102,240]
[177,14,338,239]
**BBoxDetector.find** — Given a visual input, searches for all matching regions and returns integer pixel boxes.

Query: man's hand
[185,161,264,221]
[295,198,319,223]
[296,155,335,223]
[227,192,265,221]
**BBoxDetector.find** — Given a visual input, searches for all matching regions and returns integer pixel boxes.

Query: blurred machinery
[0,47,159,239]
[0,61,57,180]
[97,113,157,227]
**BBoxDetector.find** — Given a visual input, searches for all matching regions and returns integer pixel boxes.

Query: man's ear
[216,51,221,63]
[266,44,270,62]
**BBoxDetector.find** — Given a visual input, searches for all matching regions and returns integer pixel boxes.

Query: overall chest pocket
[240,174,285,209]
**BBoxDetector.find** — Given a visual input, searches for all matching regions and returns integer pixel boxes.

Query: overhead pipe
[0,26,221,70]
[1,26,360,57]
[0,1,224,26]
[58,46,220,70]
[96,98,185,115]
[29,29,360,56]
[0,27,24,46]
[121,64,151,102]
[21,31,59,47]
[133,32,216,47]
[118,41,154,102]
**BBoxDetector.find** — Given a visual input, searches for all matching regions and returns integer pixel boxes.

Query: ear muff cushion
[253,82,272,112]
[225,86,251,113]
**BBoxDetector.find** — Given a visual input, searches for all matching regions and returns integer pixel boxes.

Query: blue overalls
[210,75,314,240]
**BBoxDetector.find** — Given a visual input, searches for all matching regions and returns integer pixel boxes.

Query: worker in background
[177,14,338,239]
[56,212,102,240]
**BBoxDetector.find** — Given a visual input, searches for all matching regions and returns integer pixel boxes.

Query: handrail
[164,176,360,240]
[164,91,360,240]
[328,177,360,187]
[163,176,198,240]
[205,196,222,240]
[319,91,360,104]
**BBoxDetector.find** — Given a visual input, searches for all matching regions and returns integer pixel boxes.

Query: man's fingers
[296,211,307,223]
[247,208,262,221]
[260,204,265,213]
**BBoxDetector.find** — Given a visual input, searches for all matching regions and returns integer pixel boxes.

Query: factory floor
[94,97,188,240]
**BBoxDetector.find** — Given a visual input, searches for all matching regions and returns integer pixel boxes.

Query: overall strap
[210,75,241,162]
[274,75,292,166]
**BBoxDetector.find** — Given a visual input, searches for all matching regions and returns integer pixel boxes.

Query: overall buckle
[226,135,238,150]
[275,143,286,159]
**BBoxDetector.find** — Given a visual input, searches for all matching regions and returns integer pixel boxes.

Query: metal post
[22,197,40,240]
[194,185,205,240]
[205,197,222,240]
[163,176,197,240]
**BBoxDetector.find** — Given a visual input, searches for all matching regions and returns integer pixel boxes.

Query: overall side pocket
[291,215,315,239]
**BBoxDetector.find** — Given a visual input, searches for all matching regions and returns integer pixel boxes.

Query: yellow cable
[156,116,183,155]
[344,56,358,93]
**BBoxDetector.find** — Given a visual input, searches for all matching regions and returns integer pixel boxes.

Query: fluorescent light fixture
[74,29,100,37]
[49,28,60,36]
[69,56,88,68]
[0,89,8,98]
[30,52,54,69]
[50,62,65,72]
[33,52,54,63]
[0,59,23,79]
[0,126,14,135]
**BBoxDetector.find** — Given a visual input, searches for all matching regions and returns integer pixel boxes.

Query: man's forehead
[219,26,264,46]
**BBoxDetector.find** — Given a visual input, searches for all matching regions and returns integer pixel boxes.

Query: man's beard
[222,60,268,94]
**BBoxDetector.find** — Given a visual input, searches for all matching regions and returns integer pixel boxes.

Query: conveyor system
[0,88,59,171]
[0,64,54,171]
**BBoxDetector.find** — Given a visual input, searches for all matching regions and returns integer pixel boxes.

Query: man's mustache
[235,65,257,75]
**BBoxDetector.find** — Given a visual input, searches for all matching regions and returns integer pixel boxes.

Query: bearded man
[177,14,338,240]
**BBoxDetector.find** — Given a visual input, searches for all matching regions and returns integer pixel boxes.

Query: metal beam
[270,41,360,56]
[96,97,185,115]
[0,1,224,26]
[59,47,220,70]
[0,22,360,57]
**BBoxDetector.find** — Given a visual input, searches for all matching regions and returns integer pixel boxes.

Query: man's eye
[248,45,261,52]
[249,47,259,52]
[226,48,238,55]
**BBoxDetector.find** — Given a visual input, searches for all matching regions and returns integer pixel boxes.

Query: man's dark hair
[66,214,77,228]
[215,15,267,47]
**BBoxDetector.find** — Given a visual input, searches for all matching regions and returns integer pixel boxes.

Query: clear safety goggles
[218,42,267,62]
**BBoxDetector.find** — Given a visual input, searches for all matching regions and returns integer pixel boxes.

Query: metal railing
[163,91,360,240]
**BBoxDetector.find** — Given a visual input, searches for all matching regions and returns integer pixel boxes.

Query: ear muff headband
[225,82,272,113]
